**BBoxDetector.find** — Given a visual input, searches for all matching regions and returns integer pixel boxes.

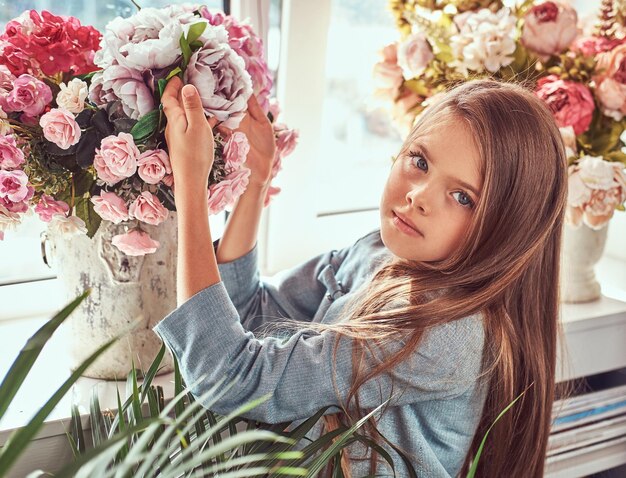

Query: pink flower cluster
[535,75,595,135]
[567,156,626,229]
[200,8,273,114]
[0,10,100,77]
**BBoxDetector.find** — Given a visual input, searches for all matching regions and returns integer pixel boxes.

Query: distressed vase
[560,222,608,303]
[43,211,177,380]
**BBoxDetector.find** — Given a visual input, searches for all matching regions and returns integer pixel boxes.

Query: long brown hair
[268,79,568,477]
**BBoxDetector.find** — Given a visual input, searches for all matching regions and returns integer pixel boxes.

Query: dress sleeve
[153,281,485,424]
[214,238,349,334]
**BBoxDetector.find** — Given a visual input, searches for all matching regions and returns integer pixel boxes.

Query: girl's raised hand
[162,76,218,191]
[219,95,276,188]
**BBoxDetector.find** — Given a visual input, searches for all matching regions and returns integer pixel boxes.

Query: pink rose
[397,32,434,79]
[0,169,30,202]
[161,173,174,188]
[93,132,140,186]
[223,132,250,172]
[111,229,160,256]
[0,203,21,240]
[594,44,626,120]
[0,65,15,102]
[567,156,626,229]
[137,149,172,184]
[0,134,25,169]
[207,168,250,215]
[34,194,70,222]
[0,106,12,135]
[264,184,281,207]
[0,193,31,213]
[274,123,299,159]
[128,191,168,226]
[91,191,129,224]
[2,74,52,116]
[39,108,81,149]
[535,75,594,135]
[373,43,403,93]
[571,36,624,57]
[522,2,577,58]
[268,98,281,122]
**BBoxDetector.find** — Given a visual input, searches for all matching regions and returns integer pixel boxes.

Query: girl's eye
[452,191,474,209]
[409,152,428,172]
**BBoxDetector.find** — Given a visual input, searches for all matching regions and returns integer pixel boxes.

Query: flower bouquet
[374,0,626,229]
[0,5,298,255]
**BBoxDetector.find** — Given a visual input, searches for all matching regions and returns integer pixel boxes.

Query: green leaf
[0,291,89,422]
[189,40,203,49]
[466,389,528,478]
[166,67,182,81]
[157,78,167,99]
[130,109,159,142]
[180,32,192,70]
[74,196,102,239]
[187,21,207,46]
[604,150,626,166]
[0,328,118,475]
[76,70,100,82]
[73,169,95,197]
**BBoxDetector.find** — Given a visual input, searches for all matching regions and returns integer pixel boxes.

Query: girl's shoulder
[332,229,390,291]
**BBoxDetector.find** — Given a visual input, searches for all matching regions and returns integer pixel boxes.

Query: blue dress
[153,229,487,477]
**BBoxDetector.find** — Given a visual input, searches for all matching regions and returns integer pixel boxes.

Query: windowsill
[1,255,626,446]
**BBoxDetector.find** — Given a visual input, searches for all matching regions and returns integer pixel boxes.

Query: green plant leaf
[466,389,528,478]
[157,78,168,99]
[180,33,192,70]
[166,67,182,81]
[74,196,102,239]
[130,109,159,142]
[0,290,90,421]
[187,21,207,46]
[0,329,118,474]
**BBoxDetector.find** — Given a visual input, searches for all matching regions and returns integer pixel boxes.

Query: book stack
[546,384,626,476]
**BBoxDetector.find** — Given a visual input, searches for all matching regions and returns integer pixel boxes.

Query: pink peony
[137,149,172,184]
[571,36,624,57]
[373,43,403,93]
[594,44,626,120]
[0,169,30,202]
[397,32,434,79]
[567,156,626,229]
[34,194,70,222]
[521,1,577,58]
[128,191,168,225]
[0,134,25,169]
[91,66,155,120]
[112,229,160,256]
[2,74,52,116]
[39,108,81,149]
[183,26,253,128]
[207,167,250,215]
[223,132,250,172]
[93,133,140,186]
[535,75,594,135]
[274,123,299,159]
[200,9,273,113]
[91,191,129,224]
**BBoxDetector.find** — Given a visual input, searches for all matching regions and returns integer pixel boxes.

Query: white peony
[577,155,618,190]
[49,215,88,236]
[94,7,193,70]
[450,8,518,75]
[56,78,89,114]
[397,32,434,79]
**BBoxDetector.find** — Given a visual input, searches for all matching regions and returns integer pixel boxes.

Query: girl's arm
[216,95,276,264]
[162,76,220,304]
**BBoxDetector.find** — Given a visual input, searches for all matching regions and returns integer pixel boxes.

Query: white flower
[56,78,89,114]
[0,204,21,240]
[577,155,618,190]
[450,8,518,75]
[49,215,88,236]
[95,7,193,70]
[620,129,626,154]
[397,32,434,79]
[0,106,12,136]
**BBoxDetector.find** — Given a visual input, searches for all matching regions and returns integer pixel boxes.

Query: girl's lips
[392,211,423,237]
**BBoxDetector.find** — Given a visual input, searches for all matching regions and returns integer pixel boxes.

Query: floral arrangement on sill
[375,0,626,230]
[0,5,298,256]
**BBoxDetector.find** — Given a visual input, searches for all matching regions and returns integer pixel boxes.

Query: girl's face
[379,115,483,262]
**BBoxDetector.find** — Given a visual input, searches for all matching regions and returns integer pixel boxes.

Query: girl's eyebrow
[412,142,481,198]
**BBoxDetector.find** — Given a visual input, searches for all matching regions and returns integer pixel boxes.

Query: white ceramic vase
[560,222,609,303]
[43,211,177,380]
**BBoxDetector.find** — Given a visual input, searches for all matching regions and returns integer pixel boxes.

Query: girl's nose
[406,184,431,215]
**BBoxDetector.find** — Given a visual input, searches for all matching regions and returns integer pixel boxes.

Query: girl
[154,77,567,477]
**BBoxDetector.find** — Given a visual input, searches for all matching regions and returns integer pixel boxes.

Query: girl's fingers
[246,95,264,122]
[162,76,187,129]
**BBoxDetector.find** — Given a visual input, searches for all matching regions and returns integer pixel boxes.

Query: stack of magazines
[547,384,626,468]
